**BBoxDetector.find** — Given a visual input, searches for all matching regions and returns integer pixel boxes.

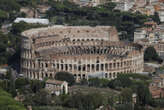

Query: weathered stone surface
[21,25,144,81]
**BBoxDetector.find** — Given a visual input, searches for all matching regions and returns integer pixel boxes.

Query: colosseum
[21,25,144,81]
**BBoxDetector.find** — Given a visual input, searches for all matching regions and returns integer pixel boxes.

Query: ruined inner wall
[21,26,144,80]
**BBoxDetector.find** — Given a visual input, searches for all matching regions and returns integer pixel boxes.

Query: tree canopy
[55,71,75,86]
[144,46,163,63]
[46,1,149,41]
[0,89,26,110]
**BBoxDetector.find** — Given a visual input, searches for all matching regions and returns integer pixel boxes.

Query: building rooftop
[46,79,67,85]
[14,18,49,25]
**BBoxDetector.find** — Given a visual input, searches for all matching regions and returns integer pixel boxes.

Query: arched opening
[33,72,35,79]
[45,73,48,77]
[61,64,63,70]
[83,65,86,71]
[82,74,85,79]
[92,64,95,71]
[113,72,115,78]
[101,64,104,71]
[113,63,116,68]
[87,64,90,72]
[78,65,81,71]
[50,73,53,78]
[69,64,72,71]
[37,73,39,79]
[96,64,99,71]
[109,73,111,78]
[42,73,44,78]
[74,64,77,70]
[57,64,59,69]
[78,74,81,79]
[117,62,119,68]
[96,59,99,63]
[65,64,68,71]
[105,73,108,78]
[105,63,108,70]
[109,63,112,69]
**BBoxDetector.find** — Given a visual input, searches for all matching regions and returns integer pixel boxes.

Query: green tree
[0,10,8,24]
[15,78,30,89]
[30,80,45,93]
[7,68,17,96]
[144,46,163,63]
[0,0,20,12]
[115,103,133,110]
[55,72,75,86]
[0,89,26,110]
[135,82,152,106]
[151,12,161,24]
[33,89,51,106]
[120,88,133,104]
[11,22,47,35]
[46,0,149,41]
[67,92,104,110]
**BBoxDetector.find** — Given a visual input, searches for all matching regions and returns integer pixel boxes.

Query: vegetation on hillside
[46,1,150,41]
[0,89,26,110]
[144,46,163,63]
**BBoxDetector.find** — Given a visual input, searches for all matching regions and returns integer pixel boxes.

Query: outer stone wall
[21,25,144,81]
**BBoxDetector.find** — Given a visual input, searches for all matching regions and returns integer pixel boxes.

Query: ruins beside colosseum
[21,25,144,81]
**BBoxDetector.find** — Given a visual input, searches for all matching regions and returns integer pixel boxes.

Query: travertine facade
[21,26,144,81]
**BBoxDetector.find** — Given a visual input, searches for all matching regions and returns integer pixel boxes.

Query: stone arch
[96,64,99,71]
[92,64,95,71]
[83,65,86,71]
[109,73,112,78]
[45,73,48,77]
[49,73,53,78]
[101,64,104,71]
[87,64,90,72]
[45,63,48,67]
[61,64,64,70]
[105,73,108,78]
[33,72,35,79]
[113,72,115,78]
[82,74,85,79]
[41,73,44,78]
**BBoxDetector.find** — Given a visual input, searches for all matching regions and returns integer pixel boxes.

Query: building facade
[134,22,164,58]
[21,26,144,81]
[45,79,68,95]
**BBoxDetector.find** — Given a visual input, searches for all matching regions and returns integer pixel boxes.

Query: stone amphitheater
[21,25,144,81]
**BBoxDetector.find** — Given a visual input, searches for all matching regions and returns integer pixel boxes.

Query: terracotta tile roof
[149,87,163,98]
[46,79,66,85]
